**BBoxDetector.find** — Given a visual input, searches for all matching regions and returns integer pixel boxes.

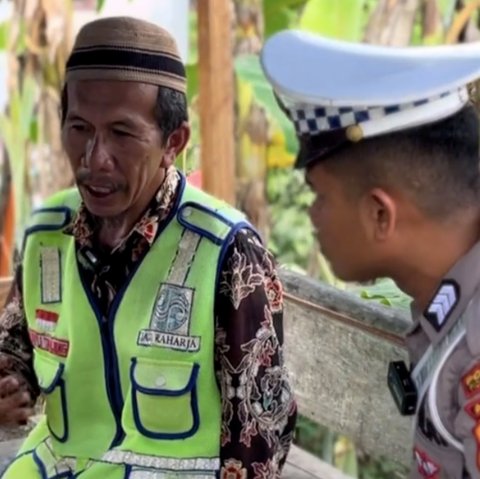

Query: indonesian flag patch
[35,309,59,332]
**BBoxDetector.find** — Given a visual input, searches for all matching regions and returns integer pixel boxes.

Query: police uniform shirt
[406,241,480,479]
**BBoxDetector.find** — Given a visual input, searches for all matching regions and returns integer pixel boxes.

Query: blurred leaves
[263,0,309,38]
[299,0,367,41]
[0,75,37,243]
[267,168,314,271]
[234,54,297,154]
[0,21,8,50]
[354,279,411,310]
[96,0,134,12]
[335,436,359,477]
[186,63,199,104]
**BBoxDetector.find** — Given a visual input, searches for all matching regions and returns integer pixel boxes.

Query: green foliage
[96,0,134,12]
[0,21,8,50]
[263,0,309,38]
[353,278,411,310]
[186,63,199,104]
[0,76,37,242]
[234,55,297,154]
[266,168,314,272]
[299,0,368,41]
[359,455,408,479]
[96,0,106,12]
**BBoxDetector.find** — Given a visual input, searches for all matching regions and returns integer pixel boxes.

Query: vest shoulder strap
[178,184,255,245]
[26,188,81,233]
[26,181,256,243]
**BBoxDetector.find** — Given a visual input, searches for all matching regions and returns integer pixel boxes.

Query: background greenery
[0,0,478,477]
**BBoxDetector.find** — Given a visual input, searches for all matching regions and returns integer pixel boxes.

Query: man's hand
[0,356,33,426]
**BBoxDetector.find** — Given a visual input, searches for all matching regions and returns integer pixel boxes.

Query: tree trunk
[0,0,74,271]
[9,0,73,205]
[364,0,421,45]
[232,0,269,238]
[422,0,442,40]
[0,147,13,276]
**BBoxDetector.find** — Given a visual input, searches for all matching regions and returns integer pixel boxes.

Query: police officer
[261,31,480,478]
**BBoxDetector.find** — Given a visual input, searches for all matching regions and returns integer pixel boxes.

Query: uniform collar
[410,240,480,346]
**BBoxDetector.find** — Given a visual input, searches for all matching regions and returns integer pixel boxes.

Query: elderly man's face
[62,80,169,219]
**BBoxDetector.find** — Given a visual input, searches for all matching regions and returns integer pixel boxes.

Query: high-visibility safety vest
[11,176,254,478]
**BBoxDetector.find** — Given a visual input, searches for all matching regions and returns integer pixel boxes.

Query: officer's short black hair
[60,84,188,144]
[322,104,480,219]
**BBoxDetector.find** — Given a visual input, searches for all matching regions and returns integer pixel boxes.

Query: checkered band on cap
[66,16,186,93]
[286,91,452,136]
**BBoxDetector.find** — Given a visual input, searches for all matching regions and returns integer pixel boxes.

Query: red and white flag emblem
[35,309,59,332]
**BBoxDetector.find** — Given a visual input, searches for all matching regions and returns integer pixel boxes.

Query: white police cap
[260,30,480,168]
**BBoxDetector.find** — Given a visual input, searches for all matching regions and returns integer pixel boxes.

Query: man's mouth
[84,185,115,199]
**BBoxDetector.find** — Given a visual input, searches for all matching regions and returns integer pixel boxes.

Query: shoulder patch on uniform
[464,401,480,471]
[423,280,459,332]
[414,447,440,478]
[465,398,480,420]
[462,363,480,398]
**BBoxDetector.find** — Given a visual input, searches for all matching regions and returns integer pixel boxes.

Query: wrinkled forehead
[65,80,158,115]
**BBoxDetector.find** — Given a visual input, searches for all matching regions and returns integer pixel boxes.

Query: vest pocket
[126,357,200,440]
[33,351,69,442]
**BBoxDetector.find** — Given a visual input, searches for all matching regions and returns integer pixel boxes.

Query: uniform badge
[423,280,459,331]
[35,309,59,333]
[465,399,480,420]
[137,283,200,352]
[462,364,480,398]
[414,448,440,478]
[464,399,480,470]
[40,247,62,304]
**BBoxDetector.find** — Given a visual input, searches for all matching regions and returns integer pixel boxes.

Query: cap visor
[295,129,349,169]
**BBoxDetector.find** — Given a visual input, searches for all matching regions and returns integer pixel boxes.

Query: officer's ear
[360,187,397,242]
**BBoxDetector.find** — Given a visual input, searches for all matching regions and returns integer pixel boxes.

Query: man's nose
[84,135,114,172]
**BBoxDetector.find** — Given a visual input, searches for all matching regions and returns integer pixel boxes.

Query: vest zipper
[80,272,125,448]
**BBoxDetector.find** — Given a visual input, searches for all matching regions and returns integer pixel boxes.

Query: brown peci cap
[66,16,186,93]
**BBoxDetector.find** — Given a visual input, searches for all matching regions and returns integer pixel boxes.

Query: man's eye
[113,129,131,137]
[70,124,87,132]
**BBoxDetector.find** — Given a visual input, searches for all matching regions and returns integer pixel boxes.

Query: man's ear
[161,121,191,168]
[360,187,397,242]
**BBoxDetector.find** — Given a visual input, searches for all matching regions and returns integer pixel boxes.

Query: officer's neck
[392,211,480,311]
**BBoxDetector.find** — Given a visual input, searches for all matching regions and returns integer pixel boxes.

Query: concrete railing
[279,268,413,467]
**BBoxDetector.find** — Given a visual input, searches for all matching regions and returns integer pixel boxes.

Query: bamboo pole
[197,0,236,204]
[445,0,480,44]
